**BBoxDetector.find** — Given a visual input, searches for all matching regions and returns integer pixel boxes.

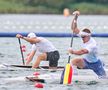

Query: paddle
[18,38,25,65]
[60,33,74,84]
[60,12,78,84]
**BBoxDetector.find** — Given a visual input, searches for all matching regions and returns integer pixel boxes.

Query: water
[0,14,108,90]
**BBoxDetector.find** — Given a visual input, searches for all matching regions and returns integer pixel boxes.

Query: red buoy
[33,72,40,76]
[21,45,26,48]
[34,83,44,88]
[22,49,26,52]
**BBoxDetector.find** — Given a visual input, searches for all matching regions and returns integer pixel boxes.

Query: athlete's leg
[71,58,85,69]
[32,53,47,68]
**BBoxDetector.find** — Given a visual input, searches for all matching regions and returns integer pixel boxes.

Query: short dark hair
[82,28,91,33]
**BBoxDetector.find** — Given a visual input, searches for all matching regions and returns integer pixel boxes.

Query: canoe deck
[1,64,64,69]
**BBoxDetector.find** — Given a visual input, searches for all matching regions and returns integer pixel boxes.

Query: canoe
[2,64,64,69]
[0,64,64,71]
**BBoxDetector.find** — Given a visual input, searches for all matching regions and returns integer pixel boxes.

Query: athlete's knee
[71,59,84,69]
[71,59,77,66]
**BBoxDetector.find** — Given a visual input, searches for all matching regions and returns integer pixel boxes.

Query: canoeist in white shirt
[68,11,106,77]
[16,32,60,69]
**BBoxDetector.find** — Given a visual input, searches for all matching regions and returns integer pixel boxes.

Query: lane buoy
[33,72,40,76]
[21,45,26,52]
[34,83,44,88]
[21,45,26,48]
[22,49,26,52]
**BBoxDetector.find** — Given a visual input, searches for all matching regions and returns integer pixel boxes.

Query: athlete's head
[82,28,91,34]
[27,32,37,44]
[27,32,37,38]
[81,28,91,43]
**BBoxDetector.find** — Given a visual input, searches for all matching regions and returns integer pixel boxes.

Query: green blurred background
[0,0,107,14]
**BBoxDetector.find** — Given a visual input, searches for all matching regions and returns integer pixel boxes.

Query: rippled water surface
[0,14,108,90]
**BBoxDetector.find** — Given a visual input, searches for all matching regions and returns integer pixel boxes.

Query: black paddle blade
[26,77,45,83]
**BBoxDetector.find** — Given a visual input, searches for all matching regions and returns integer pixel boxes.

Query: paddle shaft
[18,38,25,65]
[68,34,74,63]
[68,14,77,63]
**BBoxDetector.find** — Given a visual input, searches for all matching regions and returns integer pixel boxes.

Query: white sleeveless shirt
[82,38,99,63]
[77,32,99,63]
[31,37,57,53]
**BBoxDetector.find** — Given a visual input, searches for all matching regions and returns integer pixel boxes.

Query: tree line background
[0,0,108,14]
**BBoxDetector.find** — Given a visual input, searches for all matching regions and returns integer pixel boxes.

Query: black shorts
[46,51,60,67]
